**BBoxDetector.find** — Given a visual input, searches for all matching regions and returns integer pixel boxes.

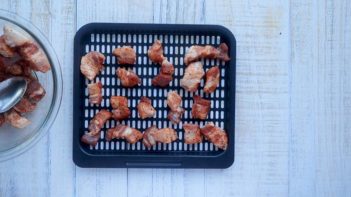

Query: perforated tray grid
[73,23,236,168]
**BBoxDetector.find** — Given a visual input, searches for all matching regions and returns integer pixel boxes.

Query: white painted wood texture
[0,0,350,196]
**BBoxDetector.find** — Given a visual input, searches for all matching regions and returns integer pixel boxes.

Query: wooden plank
[47,0,76,196]
[75,1,131,197]
[151,1,206,197]
[0,0,51,196]
[289,0,319,196]
[76,0,160,29]
[313,1,351,195]
[150,2,200,197]
[289,0,351,196]
[204,0,290,196]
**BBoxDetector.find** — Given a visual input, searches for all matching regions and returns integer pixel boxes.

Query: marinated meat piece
[88,110,112,135]
[160,59,174,75]
[167,91,184,124]
[153,128,178,144]
[14,98,36,113]
[180,61,205,92]
[18,42,51,73]
[148,41,174,87]
[0,114,5,126]
[5,63,23,75]
[81,133,100,146]
[0,35,15,57]
[3,61,32,78]
[0,57,5,70]
[184,46,202,65]
[200,122,228,150]
[142,126,178,148]
[216,43,230,62]
[0,26,49,129]
[3,25,29,47]
[191,95,211,120]
[148,40,164,64]
[5,61,33,78]
[19,61,33,78]
[167,91,183,112]
[204,66,220,94]
[25,79,46,103]
[183,123,202,144]
[167,111,183,125]
[0,72,7,82]
[22,65,33,78]
[152,59,175,87]
[0,59,7,82]
[116,67,141,87]
[110,96,130,120]
[88,81,103,105]
[137,96,156,119]
[106,124,143,144]
[81,110,112,146]
[142,126,159,148]
[184,43,230,65]
[4,109,31,128]
[112,107,130,121]
[113,46,136,65]
[110,96,128,109]
[152,73,173,87]
[2,25,50,72]
[80,51,105,80]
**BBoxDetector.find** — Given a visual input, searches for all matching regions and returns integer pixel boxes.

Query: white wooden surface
[0,0,350,196]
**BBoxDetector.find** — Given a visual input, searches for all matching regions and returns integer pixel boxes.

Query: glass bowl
[0,10,63,161]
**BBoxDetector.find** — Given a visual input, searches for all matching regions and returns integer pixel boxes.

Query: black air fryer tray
[73,23,236,168]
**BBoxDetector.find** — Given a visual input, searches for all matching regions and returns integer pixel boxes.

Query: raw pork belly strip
[3,25,51,73]
[167,91,184,124]
[204,66,220,94]
[13,78,46,115]
[149,40,175,87]
[143,126,178,149]
[180,61,205,92]
[137,96,156,119]
[200,122,228,150]
[148,40,164,64]
[25,79,46,103]
[3,61,33,79]
[0,35,15,57]
[4,109,31,129]
[0,114,5,126]
[106,124,143,144]
[14,98,36,113]
[80,51,105,80]
[110,96,130,121]
[116,67,141,87]
[152,59,175,87]
[184,43,230,65]
[113,46,136,65]
[183,123,202,144]
[191,95,211,120]
[81,110,112,146]
[88,81,103,105]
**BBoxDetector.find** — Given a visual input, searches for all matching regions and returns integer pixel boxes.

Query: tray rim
[73,22,236,169]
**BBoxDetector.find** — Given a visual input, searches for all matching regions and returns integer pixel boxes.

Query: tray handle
[126,162,182,168]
